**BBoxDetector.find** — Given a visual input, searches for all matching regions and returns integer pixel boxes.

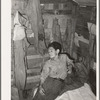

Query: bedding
[55,83,96,100]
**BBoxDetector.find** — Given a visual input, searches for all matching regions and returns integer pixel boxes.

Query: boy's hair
[48,41,62,54]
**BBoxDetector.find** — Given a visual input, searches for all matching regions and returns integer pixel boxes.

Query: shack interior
[11,0,96,100]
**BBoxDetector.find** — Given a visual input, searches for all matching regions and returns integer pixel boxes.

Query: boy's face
[48,47,58,58]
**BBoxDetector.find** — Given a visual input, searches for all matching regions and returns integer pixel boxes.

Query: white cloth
[13,26,25,41]
[55,83,96,100]
[87,22,96,35]
[13,11,25,41]
[74,32,89,47]
[74,32,80,47]
[14,11,21,26]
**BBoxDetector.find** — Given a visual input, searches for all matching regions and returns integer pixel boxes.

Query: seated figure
[33,41,73,100]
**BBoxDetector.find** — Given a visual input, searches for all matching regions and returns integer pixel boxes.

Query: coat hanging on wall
[25,0,44,51]
[52,18,62,44]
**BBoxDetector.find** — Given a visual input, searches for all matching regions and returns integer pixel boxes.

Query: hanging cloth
[52,18,62,44]
[13,11,25,41]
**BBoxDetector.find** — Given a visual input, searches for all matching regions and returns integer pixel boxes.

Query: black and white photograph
[2,0,98,100]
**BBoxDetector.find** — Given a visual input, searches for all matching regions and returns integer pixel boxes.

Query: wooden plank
[27,56,43,68]
[27,68,41,74]
[27,68,41,76]
[27,54,49,68]
[42,10,72,15]
[27,73,41,77]
[25,82,39,89]
[27,55,43,59]
[27,54,49,59]
[40,0,71,4]
[27,75,41,83]
[74,0,96,6]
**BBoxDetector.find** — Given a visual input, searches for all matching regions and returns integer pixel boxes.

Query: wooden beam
[27,54,49,60]
[74,0,96,7]
[27,75,40,83]
[79,3,96,7]
[27,68,41,74]
[40,0,72,4]
[42,10,72,15]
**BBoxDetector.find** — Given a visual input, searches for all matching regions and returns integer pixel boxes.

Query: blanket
[55,83,96,100]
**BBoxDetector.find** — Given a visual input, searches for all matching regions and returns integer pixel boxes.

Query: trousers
[33,77,65,100]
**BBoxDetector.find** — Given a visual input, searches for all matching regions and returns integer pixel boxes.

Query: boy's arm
[40,61,50,85]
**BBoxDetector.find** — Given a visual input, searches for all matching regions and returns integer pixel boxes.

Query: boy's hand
[39,85,45,95]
